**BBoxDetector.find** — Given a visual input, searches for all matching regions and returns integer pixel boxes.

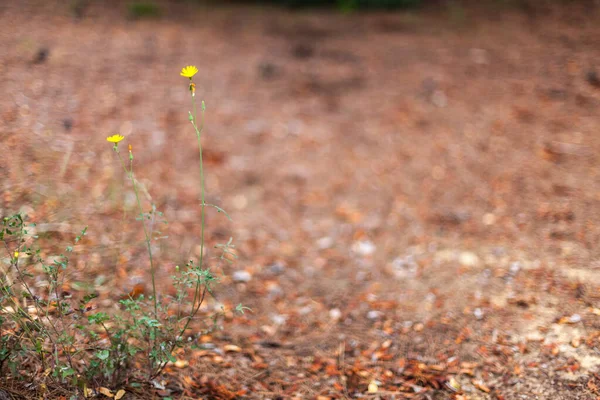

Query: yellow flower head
[180,65,198,79]
[106,134,124,143]
[14,251,19,258]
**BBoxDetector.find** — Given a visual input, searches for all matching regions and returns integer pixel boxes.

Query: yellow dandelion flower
[180,65,198,78]
[14,251,19,258]
[106,134,125,143]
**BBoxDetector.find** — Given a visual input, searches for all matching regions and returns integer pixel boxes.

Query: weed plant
[0,66,241,396]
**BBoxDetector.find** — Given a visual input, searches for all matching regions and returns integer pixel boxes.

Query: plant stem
[116,152,158,321]
[3,229,68,372]
[191,94,206,316]
[152,88,206,379]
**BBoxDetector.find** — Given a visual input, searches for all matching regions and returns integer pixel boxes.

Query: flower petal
[106,134,125,143]
[180,65,198,78]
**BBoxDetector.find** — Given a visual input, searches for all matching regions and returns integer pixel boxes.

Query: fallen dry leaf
[223,344,242,352]
[175,359,189,368]
[367,381,378,393]
[474,380,491,393]
[98,387,113,398]
[446,377,461,392]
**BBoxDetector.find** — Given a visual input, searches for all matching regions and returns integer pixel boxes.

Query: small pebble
[232,270,252,282]
[392,257,418,279]
[329,308,342,321]
[474,308,484,320]
[569,314,582,324]
[299,306,312,315]
[353,240,376,256]
[271,314,287,325]
[316,236,334,249]
[509,262,521,275]
[367,310,382,320]
[269,263,286,275]
[459,252,480,267]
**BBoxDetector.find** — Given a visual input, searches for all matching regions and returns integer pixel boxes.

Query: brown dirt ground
[3,0,600,399]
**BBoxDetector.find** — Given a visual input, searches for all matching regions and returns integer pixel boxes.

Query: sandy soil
[3,0,600,398]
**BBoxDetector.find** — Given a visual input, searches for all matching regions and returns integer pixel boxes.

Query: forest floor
[3,1,600,399]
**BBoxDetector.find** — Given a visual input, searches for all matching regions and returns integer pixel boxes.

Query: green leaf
[235,303,252,314]
[60,367,76,378]
[203,203,232,221]
[88,312,109,324]
[96,349,110,360]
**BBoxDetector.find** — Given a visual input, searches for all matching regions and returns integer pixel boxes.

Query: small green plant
[262,0,422,10]
[0,214,89,382]
[0,65,242,393]
[446,0,468,27]
[127,1,161,19]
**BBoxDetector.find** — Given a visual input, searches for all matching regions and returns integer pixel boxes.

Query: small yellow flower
[14,251,19,258]
[180,65,198,78]
[106,134,125,143]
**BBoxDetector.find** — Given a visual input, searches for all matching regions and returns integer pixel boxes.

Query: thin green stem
[152,84,207,379]
[191,94,206,316]
[118,151,160,375]
[115,152,158,320]
[172,93,206,334]
[3,230,65,371]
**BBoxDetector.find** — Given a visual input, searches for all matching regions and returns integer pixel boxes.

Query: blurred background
[2,0,600,396]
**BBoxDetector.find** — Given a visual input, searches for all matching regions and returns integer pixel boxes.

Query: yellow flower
[106,134,124,143]
[180,65,198,78]
[13,251,19,258]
